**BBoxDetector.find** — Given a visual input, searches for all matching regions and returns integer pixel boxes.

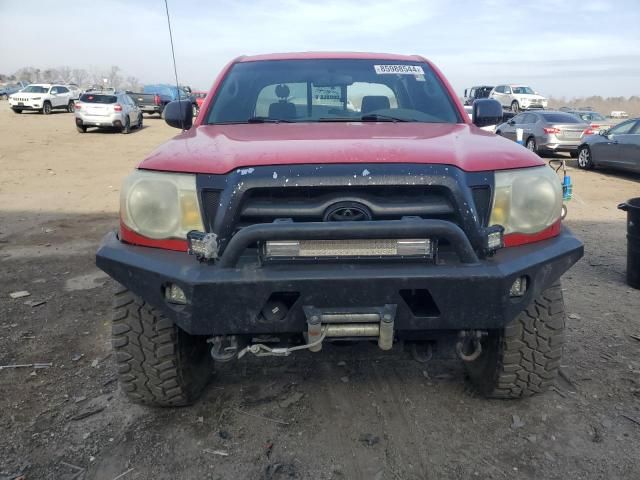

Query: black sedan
[577,118,640,174]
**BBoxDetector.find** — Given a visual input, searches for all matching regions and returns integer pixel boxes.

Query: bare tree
[124,75,141,92]
[57,66,73,83]
[41,68,60,83]
[107,65,122,89]
[14,67,39,83]
[72,68,89,87]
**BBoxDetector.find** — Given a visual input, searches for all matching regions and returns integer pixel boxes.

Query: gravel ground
[0,104,639,480]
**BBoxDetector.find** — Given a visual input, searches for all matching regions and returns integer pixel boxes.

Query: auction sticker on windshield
[374,65,425,75]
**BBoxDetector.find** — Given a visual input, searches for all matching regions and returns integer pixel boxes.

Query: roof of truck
[237,52,425,62]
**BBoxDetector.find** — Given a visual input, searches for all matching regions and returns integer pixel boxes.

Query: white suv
[9,83,79,115]
[489,84,547,113]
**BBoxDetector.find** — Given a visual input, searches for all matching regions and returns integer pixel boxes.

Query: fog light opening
[509,276,528,297]
[165,283,187,305]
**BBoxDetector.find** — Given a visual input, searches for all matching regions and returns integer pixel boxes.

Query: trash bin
[618,198,640,289]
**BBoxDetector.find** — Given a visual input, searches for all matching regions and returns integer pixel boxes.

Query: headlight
[489,166,562,235]
[120,170,203,239]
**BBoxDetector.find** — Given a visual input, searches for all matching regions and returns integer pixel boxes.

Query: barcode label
[374,65,425,75]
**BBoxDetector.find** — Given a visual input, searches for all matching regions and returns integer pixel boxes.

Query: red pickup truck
[97,52,583,406]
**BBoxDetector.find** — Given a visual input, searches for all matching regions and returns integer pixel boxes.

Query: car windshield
[205,59,461,124]
[512,86,535,95]
[22,85,48,93]
[577,112,606,122]
[541,113,582,123]
[80,94,117,104]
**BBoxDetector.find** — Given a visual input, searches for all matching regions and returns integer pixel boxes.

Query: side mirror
[508,119,515,125]
[599,129,609,136]
[164,100,193,130]
[472,99,503,128]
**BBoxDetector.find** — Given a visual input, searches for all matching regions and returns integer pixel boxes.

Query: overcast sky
[1,0,639,97]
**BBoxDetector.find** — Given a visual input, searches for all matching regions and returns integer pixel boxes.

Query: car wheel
[111,285,213,406]
[12,108,22,114]
[137,113,143,129]
[76,125,87,133]
[495,130,501,136]
[122,116,131,134]
[526,137,537,153]
[511,101,520,113]
[577,146,594,169]
[464,282,565,398]
[67,101,75,113]
[569,151,578,159]
[42,101,52,115]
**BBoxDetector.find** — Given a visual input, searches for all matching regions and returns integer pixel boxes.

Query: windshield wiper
[247,116,294,123]
[360,113,412,122]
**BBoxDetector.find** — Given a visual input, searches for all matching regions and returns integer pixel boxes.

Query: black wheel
[511,101,520,113]
[495,130,501,136]
[121,116,131,134]
[569,151,578,159]
[526,137,537,153]
[464,283,565,398]
[76,125,87,133]
[12,108,22,114]
[111,286,213,406]
[67,101,75,113]
[137,113,143,129]
[42,101,52,115]
[577,146,594,169]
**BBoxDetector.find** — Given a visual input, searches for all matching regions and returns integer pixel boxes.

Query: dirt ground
[1,104,639,480]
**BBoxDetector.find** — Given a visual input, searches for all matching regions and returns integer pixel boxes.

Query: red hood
[139,123,544,174]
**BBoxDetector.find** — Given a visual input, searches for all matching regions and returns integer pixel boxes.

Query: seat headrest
[361,95,390,113]
[268,101,296,120]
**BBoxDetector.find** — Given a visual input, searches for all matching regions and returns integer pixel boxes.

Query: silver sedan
[496,111,589,156]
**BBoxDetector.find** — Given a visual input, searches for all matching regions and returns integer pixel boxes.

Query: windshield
[512,86,535,95]
[22,85,48,93]
[576,112,606,122]
[206,59,461,124]
[80,94,117,104]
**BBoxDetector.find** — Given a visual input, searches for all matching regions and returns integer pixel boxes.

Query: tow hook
[208,335,239,362]
[455,330,487,362]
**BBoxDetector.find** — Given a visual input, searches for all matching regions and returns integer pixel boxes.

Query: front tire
[42,101,52,115]
[577,146,593,169]
[511,100,520,113]
[526,137,537,153]
[136,113,143,129]
[76,125,87,133]
[12,108,22,114]
[111,286,213,406]
[464,283,565,398]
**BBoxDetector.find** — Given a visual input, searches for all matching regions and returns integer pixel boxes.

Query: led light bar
[264,239,432,258]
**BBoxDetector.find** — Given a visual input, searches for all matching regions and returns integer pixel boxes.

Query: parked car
[74,91,143,134]
[463,85,494,106]
[0,81,28,99]
[95,51,583,407]
[131,84,194,117]
[564,110,615,136]
[610,111,629,119]
[495,111,589,156]
[9,83,79,114]
[489,85,547,113]
[577,118,640,173]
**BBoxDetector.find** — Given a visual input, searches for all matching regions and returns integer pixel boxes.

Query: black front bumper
[96,223,583,336]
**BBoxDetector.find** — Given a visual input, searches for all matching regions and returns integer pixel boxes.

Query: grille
[238,186,456,225]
